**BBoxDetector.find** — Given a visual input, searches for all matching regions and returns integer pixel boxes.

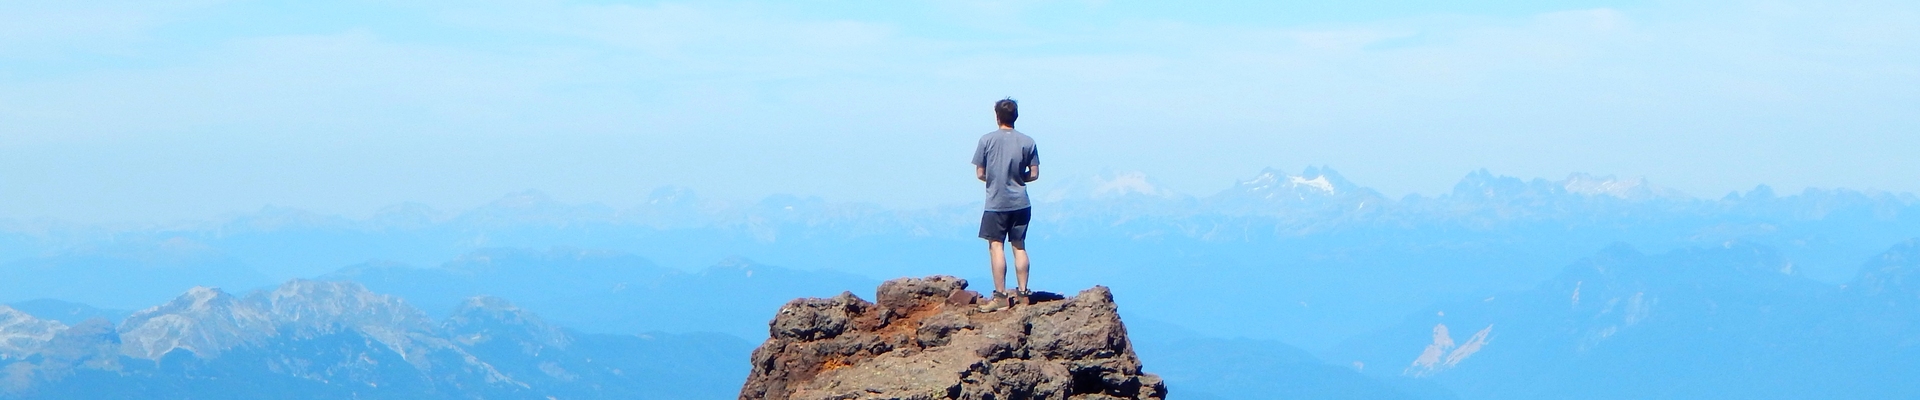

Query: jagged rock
[739,276,1166,400]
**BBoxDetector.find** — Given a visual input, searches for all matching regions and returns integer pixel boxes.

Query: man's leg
[988,239,1008,294]
[1011,240,1029,292]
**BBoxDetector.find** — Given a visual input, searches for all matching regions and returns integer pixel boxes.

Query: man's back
[973,129,1039,212]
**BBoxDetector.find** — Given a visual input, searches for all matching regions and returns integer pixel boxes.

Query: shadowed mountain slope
[1335,241,1920,399]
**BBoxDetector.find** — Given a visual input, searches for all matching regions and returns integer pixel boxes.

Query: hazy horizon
[6,0,1919,223]
[0,165,1906,226]
[6,2,1919,398]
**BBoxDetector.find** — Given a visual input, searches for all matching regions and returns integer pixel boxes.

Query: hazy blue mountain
[0,305,66,361]
[1332,241,1920,399]
[3,300,129,327]
[0,238,274,310]
[1205,166,1390,222]
[3,167,1919,350]
[321,248,877,340]
[1127,319,1454,400]
[0,280,752,399]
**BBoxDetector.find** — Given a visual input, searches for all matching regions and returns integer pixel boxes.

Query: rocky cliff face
[740,276,1166,400]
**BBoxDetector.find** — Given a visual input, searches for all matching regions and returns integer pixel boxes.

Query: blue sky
[2,0,1916,222]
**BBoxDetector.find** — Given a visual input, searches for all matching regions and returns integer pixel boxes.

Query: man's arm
[977,166,988,182]
[1024,143,1039,183]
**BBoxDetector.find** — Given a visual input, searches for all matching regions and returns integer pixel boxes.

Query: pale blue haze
[2,0,1917,222]
[2,1,1919,399]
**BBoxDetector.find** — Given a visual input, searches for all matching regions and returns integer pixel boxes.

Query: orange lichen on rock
[738,275,1166,400]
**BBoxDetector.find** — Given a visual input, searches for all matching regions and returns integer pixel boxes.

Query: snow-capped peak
[1290,175,1336,194]
[1091,171,1161,197]
[1035,170,1180,202]
[1560,173,1683,200]
[1231,166,1352,199]
[1562,173,1644,197]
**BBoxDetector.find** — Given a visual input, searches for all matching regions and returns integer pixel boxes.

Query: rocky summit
[739,276,1166,400]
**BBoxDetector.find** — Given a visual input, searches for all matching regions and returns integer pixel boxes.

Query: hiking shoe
[1014,288,1032,306]
[977,291,1012,312]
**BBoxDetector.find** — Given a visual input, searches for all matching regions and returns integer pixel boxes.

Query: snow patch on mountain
[1561,173,1685,199]
[1217,166,1374,204]
[1404,323,1492,377]
[1233,167,1347,200]
[1291,175,1336,194]
[1035,170,1182,203]
[1094,171,1164,197]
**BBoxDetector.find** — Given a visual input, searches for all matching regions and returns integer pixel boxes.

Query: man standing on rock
[972,98,1039,312]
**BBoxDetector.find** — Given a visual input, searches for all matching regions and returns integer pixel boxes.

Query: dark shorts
[979,207,1032,242]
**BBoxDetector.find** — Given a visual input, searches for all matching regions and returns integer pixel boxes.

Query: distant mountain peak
[1850,238,1920,303]
[118,286,272,360]
[182,286,226,307]
[113,280,443,361]
[261,279,436,340]
[1091,171,1166,197]
[1560,173,1684,200]
[1449,169,1551,199]
[1033,170,1182,203]
[0,279,757,399]
[446,296,570,350]
[1228,166,1361,200]
[1445,170,1691,206]
[1240,166,1344,195]
[0,305,67,359]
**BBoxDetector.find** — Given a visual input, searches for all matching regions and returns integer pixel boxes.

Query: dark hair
[994,98,1018,127]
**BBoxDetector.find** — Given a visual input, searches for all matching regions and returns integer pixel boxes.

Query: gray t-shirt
[972,129,1040,212]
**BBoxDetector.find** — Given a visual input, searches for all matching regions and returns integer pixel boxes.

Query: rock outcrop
[740,276,1166,400]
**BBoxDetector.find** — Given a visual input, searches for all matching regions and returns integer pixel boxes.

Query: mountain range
[0,280,749,399]
[4,167,1920,398]
[5,241,1920,398]
[6,167,1916,351]
[1333,239,1920,399]
[319,248,874,340]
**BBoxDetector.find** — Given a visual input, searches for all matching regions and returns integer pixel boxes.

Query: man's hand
[1025,165,1040,183]
[976,166,987,182]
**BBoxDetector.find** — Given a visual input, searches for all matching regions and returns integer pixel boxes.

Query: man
[972,98,1039,312]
